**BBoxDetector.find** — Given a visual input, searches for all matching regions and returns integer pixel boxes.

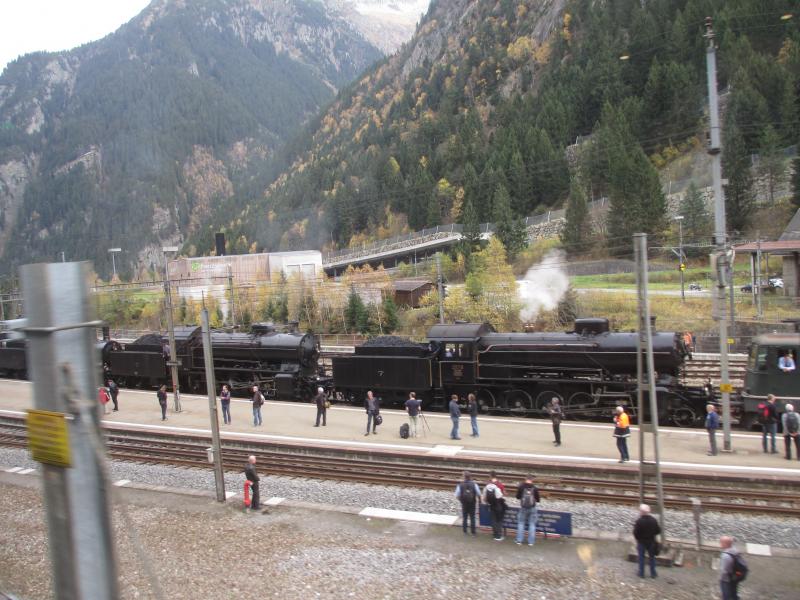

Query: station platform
[1,378,798,477]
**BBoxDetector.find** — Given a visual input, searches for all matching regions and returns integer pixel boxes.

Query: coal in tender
[356,336,430,356]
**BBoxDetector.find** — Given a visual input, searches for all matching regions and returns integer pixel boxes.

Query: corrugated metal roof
[393,279,434,292]
[733,240,800,253]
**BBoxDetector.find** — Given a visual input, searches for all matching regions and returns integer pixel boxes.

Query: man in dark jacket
[314,387,327,427]
[244,455,260,510]
[515,474,541,545]
[546,397,563,446]
[252,385,264,427]
[107,379,119,411]
[633,504,661,578]
[449,394,461,440]
[760,394,778,454]
[455,471,481,536]
[365,391,379,435]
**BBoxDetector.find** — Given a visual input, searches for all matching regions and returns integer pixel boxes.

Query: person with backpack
[633,504,661,578]
[455,471,481,536]
[705,403,720,456]
[251,385,265,427]
[514,474,540,546]
[483,472,506,541]
[244,455,261,511]
[757,394,779,454]
[405,391,422,438]
[782,403,800,460]
[719,535,747,600]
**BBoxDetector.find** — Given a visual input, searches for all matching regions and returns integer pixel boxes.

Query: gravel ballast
[0,446,797,550]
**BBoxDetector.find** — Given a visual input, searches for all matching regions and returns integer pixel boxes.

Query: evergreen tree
[757,125,787,204]
[381,295,399,333]
[458,194,482,260]
[792,155,800,209]
[491,183,527,261]
[680,182,712,257]
[722,120,754,235]
[344,287,368,333]
[561,175,592,256]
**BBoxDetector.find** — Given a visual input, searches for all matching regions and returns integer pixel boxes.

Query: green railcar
[739,333,800,429]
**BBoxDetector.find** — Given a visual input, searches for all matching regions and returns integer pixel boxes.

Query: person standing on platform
[782,403,800,460]
[757,394,778,454]
[613,406,630,462]
[365,390,379,435]
[98,386,111,415]
[405,392,422,437]
[719,536,746,600]
[467,393,479,437]
[107,379,119,412]
[546,397,563,446]
[483,473,505,541]
[220,384,231,425]
[251,385,264,427]
[706,404,720,456]
[633,503,661,578]
[455,471,480,536]
[314,386,327,427]
[449,394,462,440]
[515,474,540,546]
[244,455,260,510]
[157,384,168,421]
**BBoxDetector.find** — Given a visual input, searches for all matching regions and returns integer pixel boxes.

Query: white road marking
[360,507,458,525]
[428,445,463,456]
[5,466,23,473]
[265,497,285,506]
[113,479,130,487]
[225,491,237,499]
[18,468,34,474]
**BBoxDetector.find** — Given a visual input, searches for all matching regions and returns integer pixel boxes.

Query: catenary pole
[162,249,182,412]
[634,234,667,539]
[705,17,732,451]
[755,236,763,317]
[436,253,445,324]
[634,235,646,505]
[21,262,119,599]
[227,264,236,327]
[201,307,226,502]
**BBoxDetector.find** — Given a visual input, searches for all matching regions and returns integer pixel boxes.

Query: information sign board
[27,409,71,468]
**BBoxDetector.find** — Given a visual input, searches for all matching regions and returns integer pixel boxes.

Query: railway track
[1,416,796,518]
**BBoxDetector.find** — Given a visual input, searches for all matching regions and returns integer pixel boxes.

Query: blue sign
[478,505,572,537]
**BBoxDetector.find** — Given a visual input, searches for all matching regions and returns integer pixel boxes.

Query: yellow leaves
[419,155,429,169]
[451,187,465,222]
[562,12,572,42]
[534,39,552,65]
[777,38,796,65]
[516,4,527,19]
[507,36,533,62]
[387,156,401,176]
[267,210,276,223]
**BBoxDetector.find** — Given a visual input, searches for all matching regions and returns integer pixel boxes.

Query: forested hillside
[205,0,798,258]
[0,0,382,277]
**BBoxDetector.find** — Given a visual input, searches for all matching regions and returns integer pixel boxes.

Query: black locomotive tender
[0,318,713,426]
[333,318,713,427]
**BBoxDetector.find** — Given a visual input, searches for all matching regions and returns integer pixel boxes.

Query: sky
[0,0,151,75]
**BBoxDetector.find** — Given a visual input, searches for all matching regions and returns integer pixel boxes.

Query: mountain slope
[207,0,798,256]
[0,0,383,276]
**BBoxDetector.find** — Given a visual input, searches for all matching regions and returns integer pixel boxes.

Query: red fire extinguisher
[244,480,252,508]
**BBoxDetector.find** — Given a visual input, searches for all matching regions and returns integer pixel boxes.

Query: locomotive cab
[740,333,800,428]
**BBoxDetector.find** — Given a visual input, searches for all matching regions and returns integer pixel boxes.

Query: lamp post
[163,246,181,413]
[674,216,685,301]
[108,248,121,281]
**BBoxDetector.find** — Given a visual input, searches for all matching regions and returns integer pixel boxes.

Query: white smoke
[517,249,570,322]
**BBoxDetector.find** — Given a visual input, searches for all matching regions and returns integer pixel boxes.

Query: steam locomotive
[1,318,716,426]
[332,319,716,427]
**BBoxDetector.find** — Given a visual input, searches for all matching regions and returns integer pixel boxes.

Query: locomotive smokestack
[215,232,226,256]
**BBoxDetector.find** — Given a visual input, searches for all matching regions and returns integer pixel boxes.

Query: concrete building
[168,251,323,285]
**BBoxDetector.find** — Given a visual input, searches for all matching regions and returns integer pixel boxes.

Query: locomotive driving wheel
[565,392,594,420]
[670,402,698,428]
[506,389,534,413]
[476,389,495,413]
[534,390,563,412]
